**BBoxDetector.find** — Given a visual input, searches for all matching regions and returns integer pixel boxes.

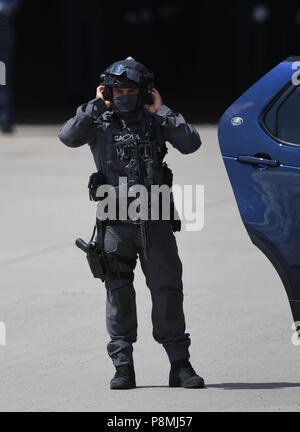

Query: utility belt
[87,166,181,232]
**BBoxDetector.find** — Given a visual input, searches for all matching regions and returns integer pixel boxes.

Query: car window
[264,84,300,145]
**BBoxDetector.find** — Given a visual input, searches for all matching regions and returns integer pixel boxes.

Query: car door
[218,56,300,325]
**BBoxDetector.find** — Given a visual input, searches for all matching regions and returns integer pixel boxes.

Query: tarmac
[0,124,299,412]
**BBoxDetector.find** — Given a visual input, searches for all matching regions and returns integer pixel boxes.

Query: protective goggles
[109,64,146,84]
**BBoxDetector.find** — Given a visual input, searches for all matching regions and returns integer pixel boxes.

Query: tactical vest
[89,108,179,227]
[92,109,171,191]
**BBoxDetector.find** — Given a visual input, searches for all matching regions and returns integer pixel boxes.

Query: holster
[84,224,107,282]
[76,220,136,282]
[86,245,106,281]
[96,219,136,282]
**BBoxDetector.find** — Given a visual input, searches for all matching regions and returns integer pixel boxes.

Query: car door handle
[237,155,281,167]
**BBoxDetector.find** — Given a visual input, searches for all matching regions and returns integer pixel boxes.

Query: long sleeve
[58,97,107,148]
[154,105,201,154]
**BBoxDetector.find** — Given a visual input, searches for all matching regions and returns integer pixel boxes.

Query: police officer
[58,57,205,390]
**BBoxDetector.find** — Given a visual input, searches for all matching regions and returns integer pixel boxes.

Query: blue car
[218,56,300,326]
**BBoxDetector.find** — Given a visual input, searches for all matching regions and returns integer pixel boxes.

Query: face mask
[113,94,140,113]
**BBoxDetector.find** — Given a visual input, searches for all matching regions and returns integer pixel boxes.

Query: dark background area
[10,0,300,123]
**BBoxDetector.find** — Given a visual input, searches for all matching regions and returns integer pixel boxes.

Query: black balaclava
[113,94,140,114]
[112,75,141,115]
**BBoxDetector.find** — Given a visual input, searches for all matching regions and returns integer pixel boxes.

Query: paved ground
[0,124,299,412]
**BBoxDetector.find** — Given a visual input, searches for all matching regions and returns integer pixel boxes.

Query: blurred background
[1,0,300,128]
[2,1,300,412]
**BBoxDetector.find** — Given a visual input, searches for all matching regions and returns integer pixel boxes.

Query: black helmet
[100,57,154,103]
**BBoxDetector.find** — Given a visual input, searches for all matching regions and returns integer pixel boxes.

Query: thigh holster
[98,219,136,282]
[75,221,137,282]
[75,224,107,282]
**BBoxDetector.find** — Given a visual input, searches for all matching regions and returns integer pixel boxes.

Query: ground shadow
[207,382,300,390]
[136,386,170,389]
[135,382,300,390]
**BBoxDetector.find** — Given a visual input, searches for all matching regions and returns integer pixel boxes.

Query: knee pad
[107,285,136,322]
[155,286,184,321]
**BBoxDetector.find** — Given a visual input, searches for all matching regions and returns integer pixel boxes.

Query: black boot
[110,364,136,390]
[169,359,205,388]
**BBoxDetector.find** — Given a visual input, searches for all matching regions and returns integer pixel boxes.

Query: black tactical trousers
[103,220,191,367]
